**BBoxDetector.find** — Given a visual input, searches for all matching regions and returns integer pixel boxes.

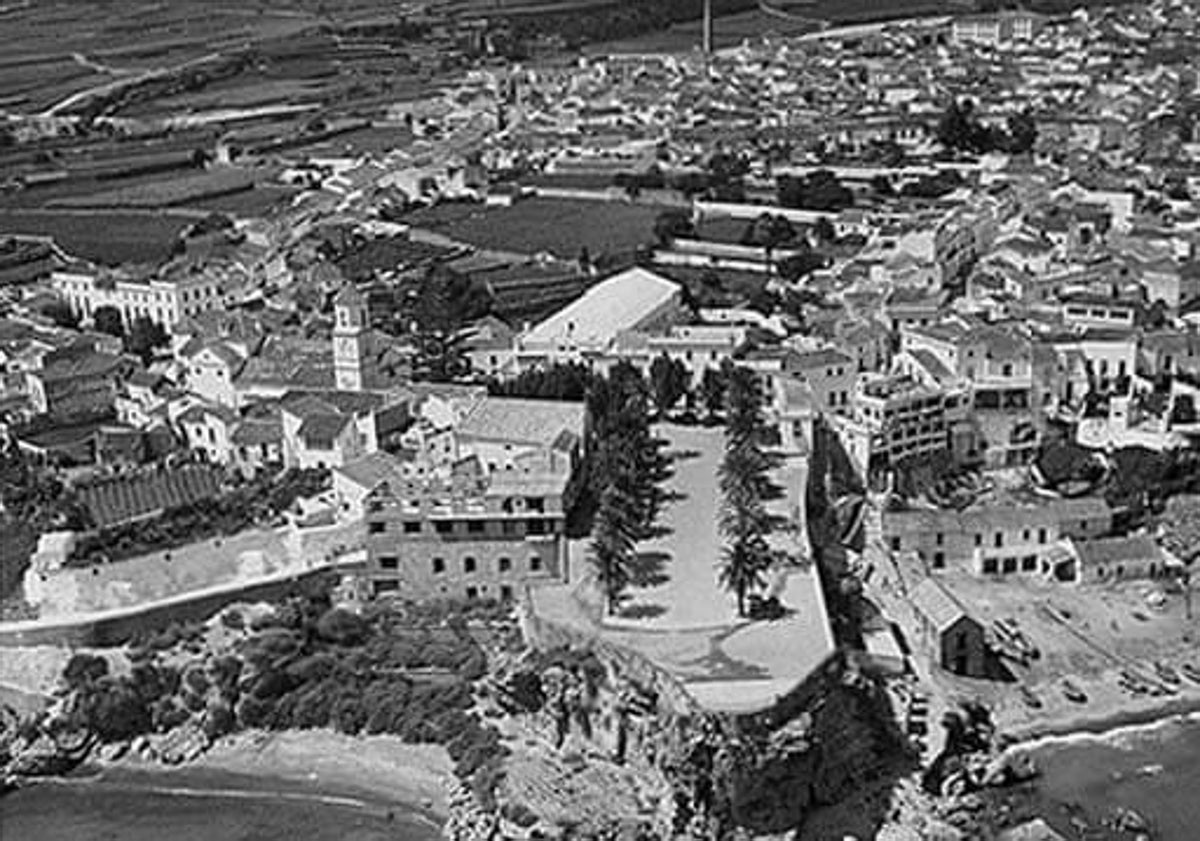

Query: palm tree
[717,364,777,616]
[719,533,771,618]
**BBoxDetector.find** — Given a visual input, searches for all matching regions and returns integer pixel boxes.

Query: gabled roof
[336,451,406,492]
[1073,535,1167,567]
[231,416,282,446]
[458,396,586,448]
[910,577,974,633]
[788,347,855,371]
[297,413,351,445]
[178,403,238,425]
[907,348,955,384]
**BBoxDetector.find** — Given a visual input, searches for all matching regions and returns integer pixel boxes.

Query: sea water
[1013,713,1200,841]
[0,766,441,841]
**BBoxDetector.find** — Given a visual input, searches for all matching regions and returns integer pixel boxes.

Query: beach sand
[111,729,455,818]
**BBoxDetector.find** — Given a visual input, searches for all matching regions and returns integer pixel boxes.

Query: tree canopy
[92,305,125,337]
[717,365,776,616]
[777,170,854,212]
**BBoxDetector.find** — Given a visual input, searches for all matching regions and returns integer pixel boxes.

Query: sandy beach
[109,729,455,819]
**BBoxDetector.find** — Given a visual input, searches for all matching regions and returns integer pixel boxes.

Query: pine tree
[590,481,639,615]
[700,367,726,422]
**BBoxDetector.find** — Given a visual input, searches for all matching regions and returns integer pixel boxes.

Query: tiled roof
[907,348,955,383]
[78,466,222,530]
[458,396,586,447]
[231,417,282,446]
[297,413,351,446]
[1073,535,1162,567]
[910,577,972,632]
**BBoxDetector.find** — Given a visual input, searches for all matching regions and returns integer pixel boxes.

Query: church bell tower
[333,285,369,392]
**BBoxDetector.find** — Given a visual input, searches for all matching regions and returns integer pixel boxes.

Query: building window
[525,497,544,513]
[994,532,1003,548]
[890,536,902,552]
[1037,528,1047,544]
[432,557,445,574]
[529,555,542,572]
[467,520,485,534]
[935,532,944,546]
[464,556,477,574]
[435,521,453,534]
[933,551,946,569]
[403,521,421,534]
[379,556,399,570]
[982,557,999,574]
[527,519,545,536]
[974,534,983,547]
[1003,556,1017,574]
[500,585,514,601]
[1021,529,1030,542]
[466,586,479,600]
[1022,555,1037,572]
[368,522,386,534]
[498,556,512,573]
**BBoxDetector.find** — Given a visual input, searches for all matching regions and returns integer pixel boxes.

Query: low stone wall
[0,568,341,648]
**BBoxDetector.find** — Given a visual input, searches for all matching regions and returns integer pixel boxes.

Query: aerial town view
[1,0,1199,839]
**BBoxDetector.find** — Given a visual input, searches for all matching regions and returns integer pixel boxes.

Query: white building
[53,265,230,331]
[514,267,684,369]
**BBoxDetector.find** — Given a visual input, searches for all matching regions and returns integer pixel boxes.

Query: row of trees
[587,363,671,615]
[41,301,170,365]
[717,367,777,616]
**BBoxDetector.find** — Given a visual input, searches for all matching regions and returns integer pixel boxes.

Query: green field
[49,170,259,209]
[183,184,301,216]
[0,211,191,266]
[404,198,662,261]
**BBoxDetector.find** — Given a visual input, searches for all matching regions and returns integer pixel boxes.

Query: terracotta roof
[458,397,586,447]
[78,466,222,530]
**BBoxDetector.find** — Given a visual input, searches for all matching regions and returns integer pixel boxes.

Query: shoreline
[67,729,455,825]
[1004,692,1200,748]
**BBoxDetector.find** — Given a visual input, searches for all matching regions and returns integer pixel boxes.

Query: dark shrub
[316,608,369,646]
[63,653,109,690]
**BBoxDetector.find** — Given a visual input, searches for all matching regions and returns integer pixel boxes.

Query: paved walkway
[608,424,735,630]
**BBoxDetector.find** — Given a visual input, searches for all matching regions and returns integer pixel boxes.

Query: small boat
[1061,679,1088,704]
[1154,662,1182,686]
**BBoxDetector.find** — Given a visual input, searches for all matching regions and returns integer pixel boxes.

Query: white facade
[53,268,228,330]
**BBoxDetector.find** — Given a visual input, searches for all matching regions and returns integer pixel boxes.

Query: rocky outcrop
[489,645,908,840]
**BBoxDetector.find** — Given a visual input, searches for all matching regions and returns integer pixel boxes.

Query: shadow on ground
[617,603,669,620]
[629,550,672,587]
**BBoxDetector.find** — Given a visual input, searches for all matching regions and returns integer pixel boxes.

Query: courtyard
[531,424,835,714]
